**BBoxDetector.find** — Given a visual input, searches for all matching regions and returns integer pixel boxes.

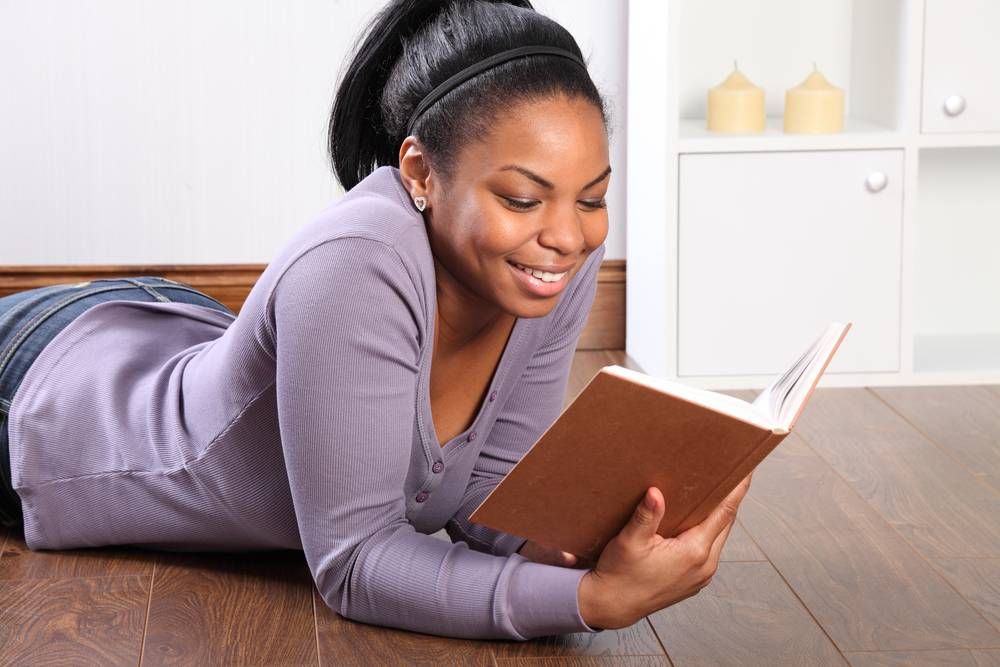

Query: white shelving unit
[625,0,1000,390]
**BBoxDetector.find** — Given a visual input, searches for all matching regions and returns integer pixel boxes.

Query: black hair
[328,0,612,191]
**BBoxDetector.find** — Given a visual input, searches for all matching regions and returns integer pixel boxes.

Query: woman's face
[400,93,610,321]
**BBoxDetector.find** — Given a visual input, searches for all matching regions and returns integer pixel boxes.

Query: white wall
[0,0,627,265]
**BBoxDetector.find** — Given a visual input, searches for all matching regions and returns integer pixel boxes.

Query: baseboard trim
[0,259,625,350]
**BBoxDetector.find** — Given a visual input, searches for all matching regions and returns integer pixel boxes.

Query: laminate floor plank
[647,561,847,666]
[871,385,1000,493]
[313,587,499,667]
[488,618,666,660]
[844,649,988,666]
[732,415,999,650]
[972,649,1000,666]
[0,574,149,665]
[928,558,1000,631]
[141,549,317,666]
[495,658,669,666]
[0,531,156,580]
[315,584,664,663]
[789,387,1000,559]
[717,519,766,561]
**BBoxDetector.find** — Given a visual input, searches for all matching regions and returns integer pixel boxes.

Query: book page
[751,332,823,420]
[603,322,849,436]
[751,322,851,425]
[777,322,851,429]
[601,365,776,431]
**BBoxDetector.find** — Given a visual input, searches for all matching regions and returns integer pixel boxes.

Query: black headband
[404,45,588,137]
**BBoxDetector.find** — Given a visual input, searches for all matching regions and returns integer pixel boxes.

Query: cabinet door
[922,0,1000,133]
[677,150,902,377]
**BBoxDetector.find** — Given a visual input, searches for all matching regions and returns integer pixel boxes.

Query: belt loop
[119,277,171,303]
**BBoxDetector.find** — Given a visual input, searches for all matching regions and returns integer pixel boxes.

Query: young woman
[0,0,751,641]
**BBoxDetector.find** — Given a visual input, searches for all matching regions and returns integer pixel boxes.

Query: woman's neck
[432,254,511,353]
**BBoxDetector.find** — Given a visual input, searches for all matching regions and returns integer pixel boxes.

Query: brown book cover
[469,321,852,562]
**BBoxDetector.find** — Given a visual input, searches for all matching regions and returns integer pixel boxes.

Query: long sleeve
[444,245,606,587]
[271,235,600,640]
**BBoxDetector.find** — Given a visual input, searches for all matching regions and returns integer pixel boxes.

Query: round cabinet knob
[865,172,888,193]
[943,95,966,117]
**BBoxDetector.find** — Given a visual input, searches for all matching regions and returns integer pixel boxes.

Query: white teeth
[513,262,566,282]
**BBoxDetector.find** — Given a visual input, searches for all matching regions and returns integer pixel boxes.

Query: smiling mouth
[506,259,575,273]
[506,260,573,299]
[507,260,572,282]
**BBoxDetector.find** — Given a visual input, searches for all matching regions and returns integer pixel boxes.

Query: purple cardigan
[8,165,606,640]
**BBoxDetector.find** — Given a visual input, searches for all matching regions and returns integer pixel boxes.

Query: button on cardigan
[7,165,607,640]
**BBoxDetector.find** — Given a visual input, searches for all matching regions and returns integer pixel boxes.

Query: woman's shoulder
[271,167,429,280]
[222,166,431,359]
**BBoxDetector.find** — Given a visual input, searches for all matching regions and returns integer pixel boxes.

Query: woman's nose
[537,203,587,254]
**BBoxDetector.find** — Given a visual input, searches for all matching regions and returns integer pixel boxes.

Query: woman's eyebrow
[497,164,612,190]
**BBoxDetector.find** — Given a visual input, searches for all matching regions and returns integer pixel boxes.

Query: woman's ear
[398,136,432,202]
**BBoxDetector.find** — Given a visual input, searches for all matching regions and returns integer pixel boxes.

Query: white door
[677,150,903,377]
[922,0,1000,133]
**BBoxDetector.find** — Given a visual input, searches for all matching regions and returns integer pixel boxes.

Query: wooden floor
[2,349,999,666]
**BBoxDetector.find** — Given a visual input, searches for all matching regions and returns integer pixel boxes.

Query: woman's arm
[444,245,605,560]
[271,234,600,641]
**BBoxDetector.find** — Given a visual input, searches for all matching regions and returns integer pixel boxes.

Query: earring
[413,196,427,212]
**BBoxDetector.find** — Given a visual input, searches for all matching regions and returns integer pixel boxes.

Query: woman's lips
[507,260,571,297]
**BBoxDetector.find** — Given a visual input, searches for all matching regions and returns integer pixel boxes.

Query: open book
[468,321,852,563]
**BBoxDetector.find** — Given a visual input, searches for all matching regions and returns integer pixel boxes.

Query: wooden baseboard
[578,259,625,350]
[0,259,625,350]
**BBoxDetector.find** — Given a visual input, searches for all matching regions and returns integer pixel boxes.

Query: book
[468,321,853,563]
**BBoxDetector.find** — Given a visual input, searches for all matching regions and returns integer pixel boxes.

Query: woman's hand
[516,539,590,568]
[578,471,754,630]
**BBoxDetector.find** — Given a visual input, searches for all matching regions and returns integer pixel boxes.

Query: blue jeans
[0,276,236,528]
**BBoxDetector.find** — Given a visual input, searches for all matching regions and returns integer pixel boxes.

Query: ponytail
[328,0,609,190]
[328,1,449,190]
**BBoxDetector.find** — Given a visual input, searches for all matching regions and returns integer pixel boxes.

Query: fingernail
[645,490,656,509]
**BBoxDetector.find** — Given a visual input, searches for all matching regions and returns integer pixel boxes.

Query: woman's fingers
[680,475,750,550]
[520,540,587,567]
[705,513,735,566]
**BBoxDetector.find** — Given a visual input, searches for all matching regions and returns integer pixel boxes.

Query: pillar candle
[783,64,844,134]
[706,62,765,134]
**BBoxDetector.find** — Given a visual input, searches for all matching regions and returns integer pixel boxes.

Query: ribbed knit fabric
[7,165,606,640]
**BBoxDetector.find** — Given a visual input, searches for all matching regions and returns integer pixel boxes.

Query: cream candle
[783,64,844,134]
[706,61,765,133]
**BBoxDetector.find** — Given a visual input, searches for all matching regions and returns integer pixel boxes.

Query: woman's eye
[501,197,537,210]
[501,196,607,210]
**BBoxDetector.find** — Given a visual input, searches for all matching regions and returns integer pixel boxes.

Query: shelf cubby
[913,147,1000,374]
[677,0,909,136]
